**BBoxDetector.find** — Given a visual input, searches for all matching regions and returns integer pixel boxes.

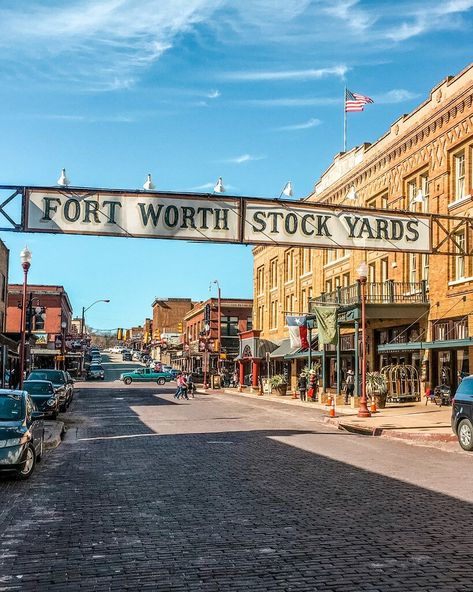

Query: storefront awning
[284,337,321,360]
[378,337,473,353]
[269,338,298,359]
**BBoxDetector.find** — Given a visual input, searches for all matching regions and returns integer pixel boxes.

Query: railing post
[421,279,427,303]
[336,286,342,305]
[388,279,395,303]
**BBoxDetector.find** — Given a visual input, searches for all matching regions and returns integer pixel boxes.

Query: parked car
[122,351,133,361]
[23,380,59,419]
[87,364,105,380]
[452,376,473,450]
[0,390,44,479]
[27,369,74,412]
[120,368,172,385]
[169,369,180,379]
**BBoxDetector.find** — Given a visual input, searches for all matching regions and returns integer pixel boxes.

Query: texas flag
[287,316,309,349]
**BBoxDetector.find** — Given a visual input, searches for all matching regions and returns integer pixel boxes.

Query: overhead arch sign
[23,187,432,253]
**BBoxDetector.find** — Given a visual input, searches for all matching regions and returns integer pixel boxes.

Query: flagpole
[343,85,347,152]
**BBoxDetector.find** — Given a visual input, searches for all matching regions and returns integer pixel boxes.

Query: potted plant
[366,371,388,409]
[268,374,288,396]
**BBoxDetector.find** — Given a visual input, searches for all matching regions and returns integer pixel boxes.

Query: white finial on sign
[411,189,425,205]
[213,177,225,193]
[143,174,155,190]
[282,181,293,198]
[57,168,70,187]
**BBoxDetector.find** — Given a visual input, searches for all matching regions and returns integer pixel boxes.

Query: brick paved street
[1,379,473,591]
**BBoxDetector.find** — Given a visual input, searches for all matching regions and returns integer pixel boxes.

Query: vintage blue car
[0,390,44,479]
[120,368,173,385]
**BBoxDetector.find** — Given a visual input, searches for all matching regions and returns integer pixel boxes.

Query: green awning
[377,337,473,353]
[269,339,298,359]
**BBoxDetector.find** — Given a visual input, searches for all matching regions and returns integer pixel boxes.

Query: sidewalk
[196,386,457,446]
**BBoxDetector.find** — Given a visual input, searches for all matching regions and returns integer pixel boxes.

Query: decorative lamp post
[210,280,222,375]
[81,299,110,339]
[356,261,371,418]
[19,247,32,389]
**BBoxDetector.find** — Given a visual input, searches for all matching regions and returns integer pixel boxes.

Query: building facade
[178,298,253,374]
[6,284,73,369]
[150,298,193,359]
[252,63,473,397]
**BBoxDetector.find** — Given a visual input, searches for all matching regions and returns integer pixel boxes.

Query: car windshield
[24,382,52,395]
[455,378,473,400]
[0,393,23,421]
[28,370,65,384]
[90,365,102,370]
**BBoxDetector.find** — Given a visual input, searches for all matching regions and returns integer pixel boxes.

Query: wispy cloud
[225,65,347,82]
[224,154,266,164]
[0,0,221,90]
[190,182,238,191]
[206,89,221,98]
[43,114,135,123]
[385,0,473,41]
[275,118,322,131]
[244,97,339,108]
[374,89,420,104]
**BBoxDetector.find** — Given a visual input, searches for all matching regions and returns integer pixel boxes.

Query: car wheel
[17,444,36,480]
[458,418,473,451]
[51,411,58,420]
[157,378,165,385]
[124,377,132,385]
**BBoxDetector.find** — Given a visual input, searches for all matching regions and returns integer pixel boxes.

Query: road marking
[77,433,159,442]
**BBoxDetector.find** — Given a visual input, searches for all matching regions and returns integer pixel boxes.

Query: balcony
[309,280,429,323]
[310,280,429,308]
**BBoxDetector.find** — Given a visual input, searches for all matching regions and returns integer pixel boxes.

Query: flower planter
[273,385,288,396]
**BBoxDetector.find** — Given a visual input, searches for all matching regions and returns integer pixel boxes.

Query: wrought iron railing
[310,280,428,308]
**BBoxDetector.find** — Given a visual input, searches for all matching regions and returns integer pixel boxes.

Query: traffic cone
[371,397,377,413]
[329,395,336,417]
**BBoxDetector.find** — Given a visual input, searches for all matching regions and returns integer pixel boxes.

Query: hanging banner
[24,187,431,253]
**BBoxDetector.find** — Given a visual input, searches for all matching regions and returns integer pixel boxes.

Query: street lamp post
[61,321,67,370]
[356,261,371,418]
[210,281,222,374]
[81,299,110,339]
[19,247,32,389]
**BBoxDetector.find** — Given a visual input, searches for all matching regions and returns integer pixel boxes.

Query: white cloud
[206,89,221,98]
[0,0,221,90]
[245,97,339,107]
[225,65,347,82]
[276,118,322,131]
[224,154,266,164]
[374,89,419,104]
[43,114,135,123]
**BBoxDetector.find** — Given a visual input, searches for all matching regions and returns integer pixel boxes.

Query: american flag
[345,89,374,112]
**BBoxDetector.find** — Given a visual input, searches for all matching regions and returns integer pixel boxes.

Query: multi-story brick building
[252,63,473,398]
[178,298,253,374]
[6,284,73,369]
[150,298,193,359]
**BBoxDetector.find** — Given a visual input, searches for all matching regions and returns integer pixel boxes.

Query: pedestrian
[345,368,355,405]
[307,370,318,402]
[232,370,238,387]
[298,372,307,401]
[186,373,195,398]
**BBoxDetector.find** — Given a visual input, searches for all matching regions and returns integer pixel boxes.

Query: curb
[44,420,65,450]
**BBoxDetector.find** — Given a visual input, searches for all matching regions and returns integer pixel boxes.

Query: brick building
[252,63,473,398]
[150,298,193,359]
[6,284,73,369]
[178,298,253,374]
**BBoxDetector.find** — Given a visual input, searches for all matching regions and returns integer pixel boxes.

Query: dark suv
[27,369,74,412]
[451,376,473,450]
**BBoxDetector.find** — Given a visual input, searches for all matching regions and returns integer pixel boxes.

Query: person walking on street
[298,372,307,401]
[345,368,355,405]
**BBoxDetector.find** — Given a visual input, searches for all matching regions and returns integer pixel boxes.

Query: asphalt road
[1,356,473,591]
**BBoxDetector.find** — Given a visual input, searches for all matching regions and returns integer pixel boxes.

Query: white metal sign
[25,188,431,253]
[244,203,431,252]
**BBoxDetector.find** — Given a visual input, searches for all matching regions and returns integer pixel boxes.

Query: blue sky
[0,0,472,330]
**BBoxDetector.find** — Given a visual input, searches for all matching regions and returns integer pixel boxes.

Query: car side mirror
[32,411,45,420]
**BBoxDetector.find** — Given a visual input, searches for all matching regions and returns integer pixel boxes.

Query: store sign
[33,332,48,345]
[25,188,431,253]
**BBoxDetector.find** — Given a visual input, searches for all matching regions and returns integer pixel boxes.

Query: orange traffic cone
[371,397,377,413]
[329,396,336,417]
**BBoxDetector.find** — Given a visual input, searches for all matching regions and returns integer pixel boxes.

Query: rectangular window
[258,306,264,330]
[256,266,264,295]
[326,249,336,264]
[408,180,417,211]
[247,317,253,331]
[285,250,294,282]
[420,174,429,213]
[270,258,278,289]
[367,197,376,209]
[301,289,306,310]
[221,316,239,337]
[381,258,388,283]
[455,152,466,201]
[368,263,376,284]
[0,273,4,302]
[342,273,350,287]
[455,231,466,280]
[422,254,429,284]
[270,301,278,329]
[334,276,340,289]
[325,279,333,294]
[409,253,417,284]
